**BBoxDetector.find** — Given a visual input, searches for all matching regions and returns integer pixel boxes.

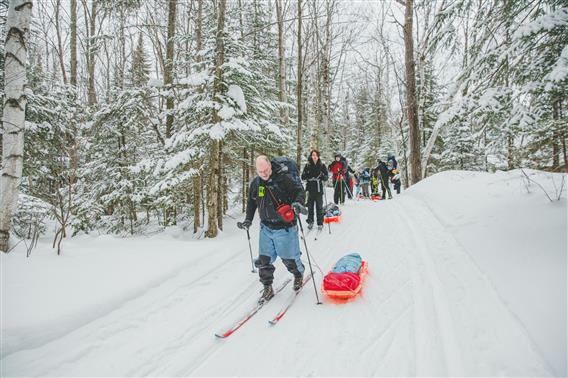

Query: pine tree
[129,33,151,87]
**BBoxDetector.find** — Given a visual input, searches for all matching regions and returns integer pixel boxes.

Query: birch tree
[1,0,33,252]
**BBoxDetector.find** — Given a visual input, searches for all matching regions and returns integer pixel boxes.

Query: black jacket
[373,161,392,180]
[245,163,305,229]
[301,160,329,195]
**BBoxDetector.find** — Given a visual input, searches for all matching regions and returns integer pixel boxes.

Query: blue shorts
[259,224,304,274]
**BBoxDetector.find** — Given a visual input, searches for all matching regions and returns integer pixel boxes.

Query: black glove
[237,220,252,230]
[292,202,308,216]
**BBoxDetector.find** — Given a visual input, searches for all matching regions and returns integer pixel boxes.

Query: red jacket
[328,161,345,182]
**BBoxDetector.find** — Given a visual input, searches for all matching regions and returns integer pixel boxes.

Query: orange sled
[371,195,382,201]
[323,215,341,224]
[321,261,368,299]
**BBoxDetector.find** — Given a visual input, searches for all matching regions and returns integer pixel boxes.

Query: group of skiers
[238,152,401,303]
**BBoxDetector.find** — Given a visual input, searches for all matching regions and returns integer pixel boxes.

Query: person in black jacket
[372,158,393,199]
[301,149,329,230]
[341,156,355,199]
[238,155,308,303]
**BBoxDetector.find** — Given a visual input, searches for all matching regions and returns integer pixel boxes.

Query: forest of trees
[0,0,566,251]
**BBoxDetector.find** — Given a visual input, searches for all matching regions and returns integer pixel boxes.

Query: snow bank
[405,169,567,376]
[0,229,238,359]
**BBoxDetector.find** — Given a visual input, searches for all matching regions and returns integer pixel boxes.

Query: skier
[328,154,347,205]
[238,155,308,303]
[372,158,393,199]
[391,168,402,194]
[387,154,398,170]
[359,167,371,198]
[341,156,355,199]
[301,149,329,231]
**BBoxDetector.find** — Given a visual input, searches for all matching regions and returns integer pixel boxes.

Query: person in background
[328,154,347,205]
[359,167,371,198]
[301,149,329,231]
[373,158,393,200]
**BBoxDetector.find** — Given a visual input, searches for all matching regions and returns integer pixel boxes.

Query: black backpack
[271,156,302,187]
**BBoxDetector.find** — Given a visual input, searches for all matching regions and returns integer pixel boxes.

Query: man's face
[256,159,272,181]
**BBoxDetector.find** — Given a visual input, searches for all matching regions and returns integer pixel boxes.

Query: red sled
[323,215,341,224]
[356,195,365,199]
[321,261,368,299]
[371,195,382,201]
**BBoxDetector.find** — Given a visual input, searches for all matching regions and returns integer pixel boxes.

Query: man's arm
[245,178,258,222]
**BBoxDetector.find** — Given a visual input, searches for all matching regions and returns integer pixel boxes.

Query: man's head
[256,155,272,180]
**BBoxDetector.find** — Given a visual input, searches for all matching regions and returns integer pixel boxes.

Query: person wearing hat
[372,158,393,199]
[328,153,347,204]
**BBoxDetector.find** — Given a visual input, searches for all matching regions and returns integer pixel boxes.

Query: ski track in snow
[1,193,556,376]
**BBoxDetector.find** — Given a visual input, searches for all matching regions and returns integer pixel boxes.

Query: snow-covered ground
[1,169,565,376]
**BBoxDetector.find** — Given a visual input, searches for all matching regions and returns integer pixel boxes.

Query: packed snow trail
[1,189,557,376]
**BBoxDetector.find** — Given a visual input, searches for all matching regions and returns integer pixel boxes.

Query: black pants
[256,255,302,286]
[306,191,324,225]
[380,176,392,198]
[393,180,401,194]
[333,179,345,204]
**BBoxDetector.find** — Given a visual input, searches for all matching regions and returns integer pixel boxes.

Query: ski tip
[215,332,229,339]
[268,320,277,326]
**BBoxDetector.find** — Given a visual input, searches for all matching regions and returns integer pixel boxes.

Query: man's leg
[306,193,315,225]
[257,224,278,286]
[315,193,324,226]
[273,226,304,278]
[333,181,340,204]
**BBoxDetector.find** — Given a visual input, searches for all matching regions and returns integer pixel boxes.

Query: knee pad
[255,255,272,268]
[281,258,302,276]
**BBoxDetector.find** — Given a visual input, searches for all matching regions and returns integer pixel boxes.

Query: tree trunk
[552,98,560,169]
[296,0,303,167]
[193,176,201,233]
[87,0,98,105]
[322,2,333,155]
[275,0,288,127]
[70,0,77,86]
[164,0,177,139]
[403,0,421,185]
[1,0,33,252]
[54,0,68,84]
[206,0,226,238]
[217,140,224,231]
[242,148,248,213]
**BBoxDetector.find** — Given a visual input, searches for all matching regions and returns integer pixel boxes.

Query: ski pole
[322,183,331,234]
[245,229,256,273]
[296,211,322,305]
[238,222,257,273]
[344,177,354,200]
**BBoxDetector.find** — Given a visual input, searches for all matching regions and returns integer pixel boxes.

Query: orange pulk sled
[321,253,368,299]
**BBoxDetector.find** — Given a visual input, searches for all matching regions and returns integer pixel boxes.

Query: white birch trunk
[1,0,33,252]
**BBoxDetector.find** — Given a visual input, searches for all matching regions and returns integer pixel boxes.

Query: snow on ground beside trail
[405,169,567,376]
[0,169,565,376]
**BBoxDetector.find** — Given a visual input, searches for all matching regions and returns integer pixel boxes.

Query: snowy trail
[1,193,557,376]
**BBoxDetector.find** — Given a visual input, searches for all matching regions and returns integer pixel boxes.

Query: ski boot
[293,275,303,291]
[317,224,323,231]
[258,285,274,304]
[307,222,314,230]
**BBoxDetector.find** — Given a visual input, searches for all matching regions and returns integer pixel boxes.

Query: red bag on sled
[322,261,368,299]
